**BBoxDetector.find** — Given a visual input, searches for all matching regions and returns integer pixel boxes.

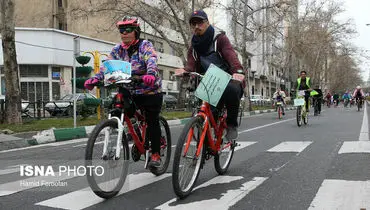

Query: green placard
[194,64,231,107]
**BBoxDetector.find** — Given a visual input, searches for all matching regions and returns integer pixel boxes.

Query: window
[20,65,48,77]
[52,82,60,100]
[169,72,175,81]
[159,70,164,79]
[52,67,60,80]
[248,59,251,68]
[58,0,63,7]
[21,82,49,102]
[156,42,164,53]
[1,76,5,95]
[252,85,255,95]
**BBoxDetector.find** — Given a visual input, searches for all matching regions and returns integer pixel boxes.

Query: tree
[224,0,291,111]
[0,0,22,124]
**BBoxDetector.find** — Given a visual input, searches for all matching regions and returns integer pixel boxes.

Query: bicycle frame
[101,93,147,161]
[183,101,228,158]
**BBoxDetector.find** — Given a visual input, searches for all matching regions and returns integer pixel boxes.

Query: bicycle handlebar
[184,71,241,82]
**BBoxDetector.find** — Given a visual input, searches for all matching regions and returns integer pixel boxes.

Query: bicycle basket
[294,98,305,106]
[103,60,132,86]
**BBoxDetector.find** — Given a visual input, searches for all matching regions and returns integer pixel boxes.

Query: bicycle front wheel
[296,106,302,127]
[172,116,204,199]
[85,119,130,199]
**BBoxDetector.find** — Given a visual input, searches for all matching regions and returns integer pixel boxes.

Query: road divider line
[238,118,295,134]
[359,102,369,141]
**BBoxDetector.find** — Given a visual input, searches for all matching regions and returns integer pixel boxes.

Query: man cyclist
[333,92,339,107]
[84,16,163,168]
[325,92,331,107]
[294,71,312,112]
[272,88,286,115]
[312,85,323,115]
[352,86,365,106]
[175,10,245,141]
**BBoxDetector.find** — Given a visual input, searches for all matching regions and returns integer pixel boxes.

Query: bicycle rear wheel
[172,116,204,199]
[85,119,130,199]
[150,116,171,176]
[278,106,282,119]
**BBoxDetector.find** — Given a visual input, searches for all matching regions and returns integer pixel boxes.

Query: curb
[17,106,298,148]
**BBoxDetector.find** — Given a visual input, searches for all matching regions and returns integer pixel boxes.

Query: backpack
[191,31,231,74]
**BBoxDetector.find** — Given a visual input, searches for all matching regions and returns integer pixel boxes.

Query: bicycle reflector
[115,93,124,108]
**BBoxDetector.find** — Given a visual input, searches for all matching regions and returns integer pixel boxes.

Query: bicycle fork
[102,116,124,160]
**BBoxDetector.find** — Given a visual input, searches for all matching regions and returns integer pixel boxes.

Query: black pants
[132,93,163,154]
[214,81,243,127]
[313,97,321,112]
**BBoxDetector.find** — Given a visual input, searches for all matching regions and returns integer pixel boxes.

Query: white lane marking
[35,173,171,210]
[308,179,370,209]
[359,102,369,141]
[338,141,370,154]
[267,141,313,153]
[0,172,76,197]
[238,118,295,134]
[156,176,268,210]
[234,141,257,151]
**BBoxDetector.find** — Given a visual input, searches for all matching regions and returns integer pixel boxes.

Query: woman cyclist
[84,16,163,168]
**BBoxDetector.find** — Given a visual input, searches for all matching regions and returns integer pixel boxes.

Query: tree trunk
[1,0,22,124]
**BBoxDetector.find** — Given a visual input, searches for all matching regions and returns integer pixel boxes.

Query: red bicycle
[172,72,240,198]
[85,79,171,199]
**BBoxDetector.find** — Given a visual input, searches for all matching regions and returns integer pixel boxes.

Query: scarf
[191,25,215,56]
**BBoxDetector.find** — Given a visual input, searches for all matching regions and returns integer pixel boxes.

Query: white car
[250,95,263,103]
[44,93,97,116]
[0,95,29,111]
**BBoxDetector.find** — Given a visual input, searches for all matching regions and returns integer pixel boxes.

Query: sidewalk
[0,106,297,151]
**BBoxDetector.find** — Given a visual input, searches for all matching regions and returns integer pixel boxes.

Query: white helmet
[356,86,361,89]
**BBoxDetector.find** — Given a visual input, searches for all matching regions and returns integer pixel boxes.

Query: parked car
[44,93,97,116]
[163,94,177,109]
[250,95,263,103]
[0,95,30,115]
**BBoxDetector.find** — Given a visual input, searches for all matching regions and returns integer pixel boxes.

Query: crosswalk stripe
[338,141,370,154]
[234,141,257,152]
[35,173,171,210]
[267,141,313,153]
[308,179,370,209]
[156,176,268,210]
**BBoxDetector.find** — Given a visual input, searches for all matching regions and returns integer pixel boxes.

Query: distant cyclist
[312,86,323,114]
[272,88,286,115]
[352,86,365,105]
[294,71,312,112]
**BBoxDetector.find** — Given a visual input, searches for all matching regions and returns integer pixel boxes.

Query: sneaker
[282,112,285,115]
[149,153,161,168]
[225,126,238,140]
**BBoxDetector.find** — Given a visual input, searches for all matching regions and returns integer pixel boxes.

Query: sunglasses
[119,27,136,34]
[190,19,206,28]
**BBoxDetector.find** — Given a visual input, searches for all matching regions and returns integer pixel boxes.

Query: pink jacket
[352,89,365,98]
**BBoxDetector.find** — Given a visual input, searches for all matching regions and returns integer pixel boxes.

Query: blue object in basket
[103,60,132,86]
[103,60,132,75]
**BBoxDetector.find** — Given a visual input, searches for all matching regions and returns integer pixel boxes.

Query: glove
[84,78,99,90]
[143,75,156,87]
